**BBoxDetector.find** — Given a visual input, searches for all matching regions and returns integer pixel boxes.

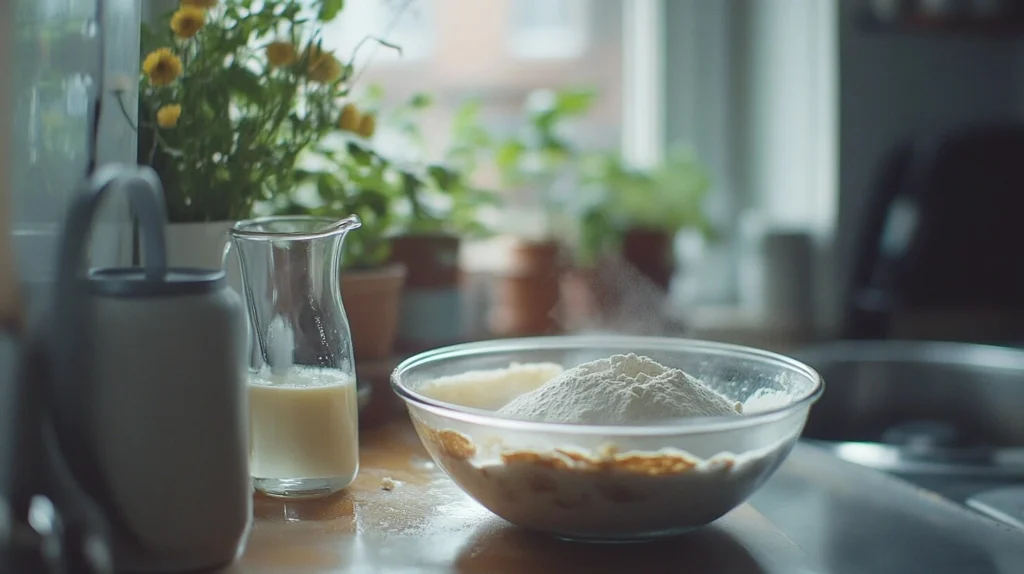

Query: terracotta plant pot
[340,264,406,362]
[389,234,460,288]
[489,239,563,337]
[622,228,675,291]
[389,234,463,351]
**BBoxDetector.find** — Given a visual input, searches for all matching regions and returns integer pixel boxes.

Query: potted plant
[376,92,495,351]
[561,147,712,330]
[124,0,378,269]
[487,87,596,337]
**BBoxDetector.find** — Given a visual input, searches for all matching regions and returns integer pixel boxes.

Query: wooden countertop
[223,416,820,574]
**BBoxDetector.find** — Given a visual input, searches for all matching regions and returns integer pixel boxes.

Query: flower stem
[114,92,138,132]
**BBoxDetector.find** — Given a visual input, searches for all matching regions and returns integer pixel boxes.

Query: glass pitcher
[229,215,361,498]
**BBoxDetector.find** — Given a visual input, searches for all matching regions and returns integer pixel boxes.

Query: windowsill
[462,237,821,351]
[684,305,821,352]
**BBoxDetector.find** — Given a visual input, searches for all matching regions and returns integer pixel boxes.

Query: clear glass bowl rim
[391,335,825,436]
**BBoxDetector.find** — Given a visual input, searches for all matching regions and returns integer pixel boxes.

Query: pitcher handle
[56,164,167,284]
[46,164,168,540]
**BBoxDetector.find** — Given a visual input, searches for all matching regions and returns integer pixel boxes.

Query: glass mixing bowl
[391,336,823,542]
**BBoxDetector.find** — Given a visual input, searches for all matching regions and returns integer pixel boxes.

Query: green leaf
[554,88,596,116]
[223,65,264,105]
[409,92,433,109]
[364,84,386,106]
[354,189,389,218]
[496,141,525,172]
[284,2,304,19]
[316,173,342,200]
[346,142,374,166]
[374,37,403,57]
[340,63,355,83]
[318,0,345,22]
[401,171,425,217]
[452,100,481,127]
[427,164,455,190]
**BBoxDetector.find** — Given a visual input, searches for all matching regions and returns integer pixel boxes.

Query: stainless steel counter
[752,442,1024,574]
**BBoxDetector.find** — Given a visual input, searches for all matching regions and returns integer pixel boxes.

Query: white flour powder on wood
[497,353,740,424]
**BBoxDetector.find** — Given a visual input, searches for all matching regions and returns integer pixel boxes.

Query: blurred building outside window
[507,0,590,60]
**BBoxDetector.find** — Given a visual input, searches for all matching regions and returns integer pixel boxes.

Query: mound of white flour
[497,353,740,424]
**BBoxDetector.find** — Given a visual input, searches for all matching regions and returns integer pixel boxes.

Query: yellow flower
[357,114,376,139]
[170,6,206,39]
[306,46,343,83]
[266,41,297,68]
[142,48,183,87]
[338,103,361,132]
[181,0,218,7]
[156,104,182,128]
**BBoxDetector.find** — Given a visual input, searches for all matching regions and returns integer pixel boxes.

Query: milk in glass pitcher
[229,215,361,498]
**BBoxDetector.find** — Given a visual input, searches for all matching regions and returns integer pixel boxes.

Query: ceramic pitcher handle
[56,164,167,283]
[46,164,168,534]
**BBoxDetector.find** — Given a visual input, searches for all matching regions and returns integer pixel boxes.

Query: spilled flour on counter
[497,353,741,424]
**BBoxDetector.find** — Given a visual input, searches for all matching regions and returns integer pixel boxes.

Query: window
[6,0,138,321]
[352,0,623,164]
[321,0,436,66]
[664,0,838,317]
[507,0,589,60]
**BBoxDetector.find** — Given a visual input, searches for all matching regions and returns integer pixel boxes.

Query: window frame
[663,0,839,314]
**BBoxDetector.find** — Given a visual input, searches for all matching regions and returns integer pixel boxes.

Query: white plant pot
[165,221,242,294]
[164,221,234,269]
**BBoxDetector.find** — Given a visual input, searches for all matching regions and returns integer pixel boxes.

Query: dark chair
[844,123,1024,342]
